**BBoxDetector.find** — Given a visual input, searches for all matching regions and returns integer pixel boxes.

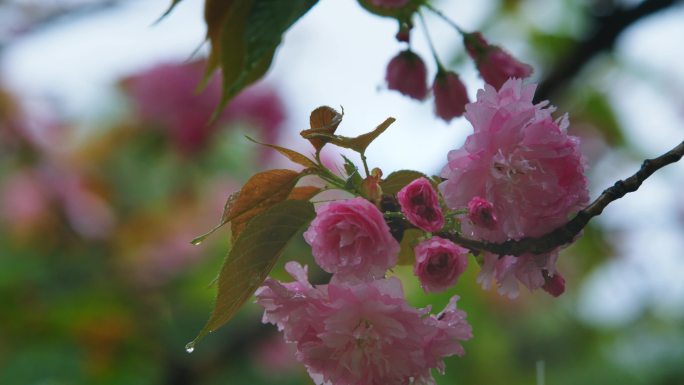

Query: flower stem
[423,3,465,35]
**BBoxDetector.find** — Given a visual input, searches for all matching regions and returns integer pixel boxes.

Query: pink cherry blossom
[303,197,399,281]
[464,32,533,89]
[439,79,588,295]
[433,70,469,122]
[413,237,469,293]
[397,177,444,232]
[255,262,472,385]
[386,50,429,100]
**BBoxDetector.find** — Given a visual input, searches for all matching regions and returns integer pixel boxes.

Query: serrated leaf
[246,136,317,168]
[229,169,303,241]
[210,0,318,108]
[287,186,321,201]
[190,200,316,347]
[300,106,343,152]
[191,169,301,245]
[398,229,422,265]
[381,170,427,195]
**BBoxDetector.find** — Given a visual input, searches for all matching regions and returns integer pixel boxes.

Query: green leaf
[381,170,426,195]
[245,136,317,169]
[189,200,316,348]
[216,0,319,107]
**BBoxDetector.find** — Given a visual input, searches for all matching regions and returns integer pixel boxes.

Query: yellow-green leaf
[189,200,316,348]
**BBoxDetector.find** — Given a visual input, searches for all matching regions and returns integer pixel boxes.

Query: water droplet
[190,237,204,246]
[185,341,195,353]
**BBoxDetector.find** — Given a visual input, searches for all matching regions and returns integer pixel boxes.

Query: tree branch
[535,0,681,101]
[440,140,684,256]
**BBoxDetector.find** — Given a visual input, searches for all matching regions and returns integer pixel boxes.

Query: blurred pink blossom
[0,170,50,230]
[122,61,285,157]
[413,236,468,293]
[255,262,472,385]
[433,70,469,122]
[397,177,444,232]
[464,32,533,89]
[303,197,399,282]
[440,79,588,296]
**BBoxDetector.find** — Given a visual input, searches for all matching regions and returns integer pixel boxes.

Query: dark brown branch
[535,0,681,101]
[441,140,684,256]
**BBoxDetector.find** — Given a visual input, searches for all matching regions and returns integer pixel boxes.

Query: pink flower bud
[414,236,468,293]
[397,177,444,232]
[433,70,469,122]
[542,272,566,297]
[467,196,497,230]
[464,32,533,89]
[386,50,428,100]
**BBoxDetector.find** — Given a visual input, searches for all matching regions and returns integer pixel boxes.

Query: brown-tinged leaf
[398,229,423,265]
[287,186,321,201]
[191,169,301,245]
[347,117,395,153]
[188,200,316,349]
[303,117,395,154]
[380,170,427,195]
[300,106,343,152]
[245,136,317,168]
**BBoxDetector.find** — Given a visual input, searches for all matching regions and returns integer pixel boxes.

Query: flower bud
[467,196,497,230]
[542,272,566,297]
[463,32,533,89]
[397,177,444,232]
[386,50,428,100]
[433,70,469,122]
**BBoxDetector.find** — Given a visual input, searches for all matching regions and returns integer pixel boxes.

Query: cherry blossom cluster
[254,78,588,384]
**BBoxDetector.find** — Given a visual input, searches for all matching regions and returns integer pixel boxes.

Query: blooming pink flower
[255,262,472,385]
[433,70,469,122]
[413,237,468,293]
[467,196,497,230]
[386,50,428,100]
[303,197,400,281]
[397,177,444,232]
[439,79,588,295]
[464,32,533,89]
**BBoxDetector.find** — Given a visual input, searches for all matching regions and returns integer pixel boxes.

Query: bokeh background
[1,0,683,384]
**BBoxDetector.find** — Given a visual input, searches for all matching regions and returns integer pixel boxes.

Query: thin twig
[439,140,684,256]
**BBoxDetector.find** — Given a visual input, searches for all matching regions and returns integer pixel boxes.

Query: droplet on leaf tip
[185,341,195,353]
